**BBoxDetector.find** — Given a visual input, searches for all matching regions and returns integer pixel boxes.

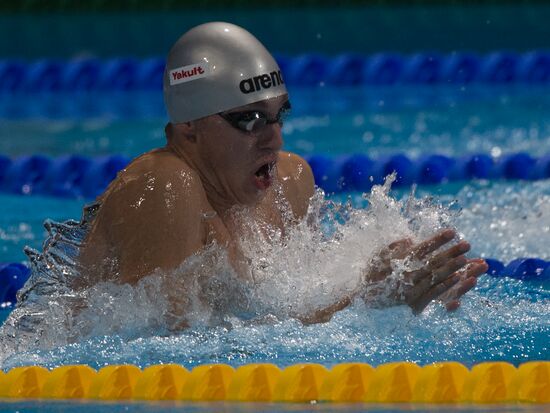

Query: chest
[201,191,289,247]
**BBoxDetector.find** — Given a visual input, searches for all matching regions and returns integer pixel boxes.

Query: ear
[168,121,197,143]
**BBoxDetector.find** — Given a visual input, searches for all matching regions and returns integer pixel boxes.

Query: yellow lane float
[0,361,547,404]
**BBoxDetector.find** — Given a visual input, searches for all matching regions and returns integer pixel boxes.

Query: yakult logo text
[169,63,210,86]
[239,70,284,94]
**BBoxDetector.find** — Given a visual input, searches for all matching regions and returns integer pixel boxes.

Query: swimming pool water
[0,85,548,399]
[2,85,550,158]
[0,400,545,413]
[2,86,549,261]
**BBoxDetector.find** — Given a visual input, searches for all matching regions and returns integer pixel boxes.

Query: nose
[257,122,283,151]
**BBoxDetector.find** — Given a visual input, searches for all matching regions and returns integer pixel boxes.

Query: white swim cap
[163,22,288,123]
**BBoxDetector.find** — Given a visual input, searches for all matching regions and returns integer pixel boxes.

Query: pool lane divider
[0,152,549,198]
[306,152,550,193]
[0,362,548,403]
[1,258,548,307]
[1,50,550,93]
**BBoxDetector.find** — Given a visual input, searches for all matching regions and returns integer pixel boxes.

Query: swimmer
[79,22,488,325]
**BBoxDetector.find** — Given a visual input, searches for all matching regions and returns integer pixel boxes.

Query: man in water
[79,22,488,325]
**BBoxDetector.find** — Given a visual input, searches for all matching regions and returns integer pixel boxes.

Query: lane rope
[0,152,548,198]
[1,51,550,93]
[0,361,547,403]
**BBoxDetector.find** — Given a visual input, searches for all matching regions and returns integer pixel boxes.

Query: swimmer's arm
[296,296,354,325]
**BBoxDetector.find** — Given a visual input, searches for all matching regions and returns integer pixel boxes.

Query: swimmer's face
[192,94,288,206]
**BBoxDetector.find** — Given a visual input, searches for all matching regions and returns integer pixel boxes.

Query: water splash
[2,277,547,371]
[454,180,550,260]
[0,178,548,369]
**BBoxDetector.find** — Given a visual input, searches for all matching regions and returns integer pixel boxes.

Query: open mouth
[253,161,276,190]
[254,162,273,179]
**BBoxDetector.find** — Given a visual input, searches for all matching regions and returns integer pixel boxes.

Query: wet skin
[363,229,488,314]
[79,94,487,324]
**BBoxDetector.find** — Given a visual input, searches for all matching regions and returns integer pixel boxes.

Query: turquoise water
[3,5,550,58]
[2,86,550,263]
[0,85,548,412]
[2,86,550,158]
[0,401,545,413]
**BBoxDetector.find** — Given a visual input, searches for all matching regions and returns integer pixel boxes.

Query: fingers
[408,239,473,284]
[380,238,414,262]
[444,277,477,311]
[458,259,488,281]
[408,240,470,286]
[370,238,414,283]
[442,259,488,311]
[411,273,461,314]
[382,230,459,271]
[434,254,470,279]
[388,238,414,257]
[440,271,477,302]
[427,241,471,270]
[455,276,478,297]
[411,259,487,314]
[382,232,463,285]
[370,231,488,316]
[445,299,461,311]
[413,254,469,288]
[467,258,489,274]
[409,229,456,260]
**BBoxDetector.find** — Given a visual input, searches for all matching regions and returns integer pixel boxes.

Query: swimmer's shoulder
[93,148,213,235]
[276,151,315,218]
[100,147,206,203]
[114,147,195,182]
[277,151,313,178]
[86,148,212,283]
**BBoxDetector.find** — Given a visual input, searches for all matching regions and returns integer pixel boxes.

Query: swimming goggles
[219,100,291,133]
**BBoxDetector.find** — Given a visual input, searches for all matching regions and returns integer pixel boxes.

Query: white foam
[455,180,550,260]
[20,176,550,369]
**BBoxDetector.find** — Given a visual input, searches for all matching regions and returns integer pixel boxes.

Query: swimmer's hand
[362,229,488,314]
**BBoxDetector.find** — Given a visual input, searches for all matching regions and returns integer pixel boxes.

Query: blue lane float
[43,155,93,197]
[0,258,547,306]
[0,154,129,197]
[0,60,27,93]
[451,154,495,180]
[401,52,443,84]
[1,155,52,195]
[502,258,549,281]
[364,52,404,85]
[478,51,519,83]
[80,155,129,199]
[99,58,140,91]
[325,53,366,86]
[440,52,481,84]
[517,51,550,83]
[303,152,550,193]
[1,51,550,93]
[0,263,31,305]
[0,152,549,197]
[485,258,550,281]
[63,58,102,92]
